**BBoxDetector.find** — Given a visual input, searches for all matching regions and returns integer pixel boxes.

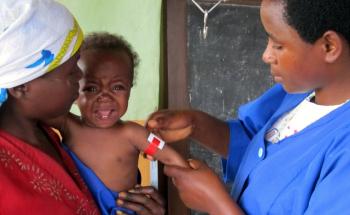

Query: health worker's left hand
[164,159,244,215]
[116,185,165,215]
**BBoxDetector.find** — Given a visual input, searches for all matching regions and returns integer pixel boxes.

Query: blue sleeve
[222,84,287,183]
[305,132,350,214]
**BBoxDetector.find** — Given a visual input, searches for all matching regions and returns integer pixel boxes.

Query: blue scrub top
[223,84,350,214]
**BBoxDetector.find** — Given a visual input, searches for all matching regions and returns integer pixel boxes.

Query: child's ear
[321,30,343,63]
[7,84,28,98]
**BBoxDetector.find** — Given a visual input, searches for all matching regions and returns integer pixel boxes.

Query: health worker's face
[77,50,132,128]
[260,0,325,93]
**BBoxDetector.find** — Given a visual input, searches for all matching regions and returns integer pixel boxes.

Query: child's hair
[81,32,140,86]
[280,0,350,45]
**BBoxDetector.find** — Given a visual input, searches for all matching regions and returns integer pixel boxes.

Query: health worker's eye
[272,44,283,50]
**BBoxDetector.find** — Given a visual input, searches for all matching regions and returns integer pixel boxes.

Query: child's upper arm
[44,112,77,137]
[124,121,149,151]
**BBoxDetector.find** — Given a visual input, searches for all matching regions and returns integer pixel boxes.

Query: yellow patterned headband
[47,19,84,72]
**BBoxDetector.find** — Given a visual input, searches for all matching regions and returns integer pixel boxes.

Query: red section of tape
[144,136,161,156]
[152,137,160,145]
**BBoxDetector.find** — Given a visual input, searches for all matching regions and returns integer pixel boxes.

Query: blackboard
[186,1,273,214]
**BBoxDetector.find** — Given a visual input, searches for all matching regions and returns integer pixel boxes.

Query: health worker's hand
[146,110,194,142]
[164,159,244,215]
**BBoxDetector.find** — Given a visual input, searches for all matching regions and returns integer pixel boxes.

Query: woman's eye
[268,37,283,50]
[272,44,283,50]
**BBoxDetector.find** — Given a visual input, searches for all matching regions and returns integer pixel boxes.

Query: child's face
[26,52,82,119]
[260,0,327,93]
[77,50,132,128]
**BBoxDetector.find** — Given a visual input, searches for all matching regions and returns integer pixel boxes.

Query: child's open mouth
[96,109,115,120]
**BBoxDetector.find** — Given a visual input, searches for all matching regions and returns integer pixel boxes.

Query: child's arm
[42,112,78,137]
[146,109,230,157]
[126,121,189,168]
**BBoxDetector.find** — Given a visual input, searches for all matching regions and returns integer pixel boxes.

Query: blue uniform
[64,147,136,215]
[223,84,350,214]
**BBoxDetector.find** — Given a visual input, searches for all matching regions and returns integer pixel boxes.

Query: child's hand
[146,110,194,142]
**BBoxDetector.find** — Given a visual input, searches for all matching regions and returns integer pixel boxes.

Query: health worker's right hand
[146,110,194,143]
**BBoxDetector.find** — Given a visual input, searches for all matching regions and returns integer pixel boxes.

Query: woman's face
[26,52,82,119]
[260,0,326,93]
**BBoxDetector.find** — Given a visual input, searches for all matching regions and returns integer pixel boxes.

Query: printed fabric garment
[0,126,99,215]
[64,147,137,215]
[222,84,350,214]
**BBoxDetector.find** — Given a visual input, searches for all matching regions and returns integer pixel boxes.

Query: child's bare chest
[68,129,140,191]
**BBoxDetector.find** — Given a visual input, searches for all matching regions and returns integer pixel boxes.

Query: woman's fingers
[146,110,192,130]
[164,159,202,177]
[164,160,232,212]
[132,185,165,207]
[157,125,193,142]
[117,186,165,215]
[146,119,160,129]
[188,159,203,169]
[145,112,168,130]
[146,110,195,142]
[117,197,152,215]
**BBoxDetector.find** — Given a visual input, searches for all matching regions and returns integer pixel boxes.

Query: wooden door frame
[164,0,190,214]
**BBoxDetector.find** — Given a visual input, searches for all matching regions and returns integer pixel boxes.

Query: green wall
[58,0,162,120]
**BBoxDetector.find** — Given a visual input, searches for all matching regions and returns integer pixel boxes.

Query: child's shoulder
[118,120,149,140]
[121,120,146,132]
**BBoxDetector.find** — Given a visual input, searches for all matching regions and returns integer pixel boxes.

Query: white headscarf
[0,0,83,90]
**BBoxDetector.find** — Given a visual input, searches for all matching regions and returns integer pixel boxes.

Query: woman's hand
[146,109,230,157]
[146,110,194,142]
[164,159,244,215]
[116,185,165,215]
